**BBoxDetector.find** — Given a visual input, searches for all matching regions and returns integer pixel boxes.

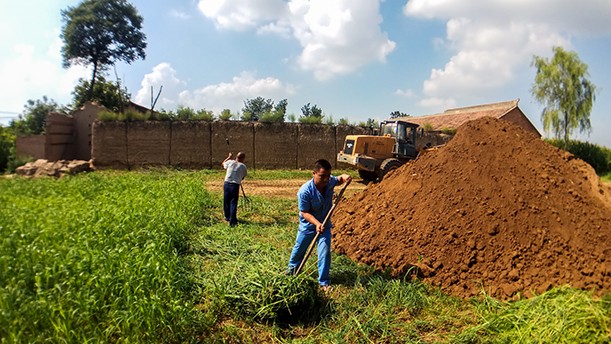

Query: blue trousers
[288,229,331,286]
[223,182,240,226]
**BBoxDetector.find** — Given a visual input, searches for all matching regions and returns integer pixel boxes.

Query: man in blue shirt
[287,159,352,291]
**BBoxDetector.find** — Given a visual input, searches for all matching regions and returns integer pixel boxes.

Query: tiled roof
[396,99,519,130]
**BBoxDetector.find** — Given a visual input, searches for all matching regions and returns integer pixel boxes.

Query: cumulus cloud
[403,0,610,109]
[0,39,89,114]
[197,0,396,80]
[134,63,184,109]
[179,71,296,112]
[135,64,295,113]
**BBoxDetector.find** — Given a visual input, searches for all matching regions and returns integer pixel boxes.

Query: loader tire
[378,158,402,180]
[358,169,378,183]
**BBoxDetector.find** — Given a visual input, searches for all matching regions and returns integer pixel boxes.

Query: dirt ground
[332,117,611,300]
[205,179,367,199]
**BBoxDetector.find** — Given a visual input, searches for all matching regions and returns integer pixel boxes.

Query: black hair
[313,159,332,171]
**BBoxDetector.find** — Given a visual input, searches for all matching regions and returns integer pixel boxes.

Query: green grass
[602,172,611,183]
[1,169,609,343]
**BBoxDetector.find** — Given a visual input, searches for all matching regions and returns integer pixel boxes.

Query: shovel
[295,179,351,275]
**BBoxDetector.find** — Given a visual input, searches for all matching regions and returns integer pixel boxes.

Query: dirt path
[205,178,368,199]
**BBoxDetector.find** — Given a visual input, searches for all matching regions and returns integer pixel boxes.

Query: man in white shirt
[222,151,247,226]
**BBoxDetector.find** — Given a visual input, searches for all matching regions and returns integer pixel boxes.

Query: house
[397,99,541,137]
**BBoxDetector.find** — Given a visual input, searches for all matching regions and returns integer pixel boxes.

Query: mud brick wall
[72,103,100,160]
[170,121,211,169]
[92,121,128,169]
[15,135,45,159]
[298,124,336,169]
[91,121,381,170]
[45,113,75,161]
[128,121,171,167]
[254,122,298,169]
[211,121,254,168]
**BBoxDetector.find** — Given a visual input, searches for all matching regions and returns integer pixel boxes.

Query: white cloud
[134,63,184,110]
[403,0,610,110]
[198,0,287,31]
[197,0,396,80]
[179,71,296,112]
[169,9,191,20]
[395,88,415,98]
[0,39,89,114]
[135,65,295,113]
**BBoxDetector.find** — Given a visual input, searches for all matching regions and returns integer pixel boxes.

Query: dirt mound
[333,117,611,299]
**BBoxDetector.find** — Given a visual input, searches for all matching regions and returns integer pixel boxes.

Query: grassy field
[1,170,609,343]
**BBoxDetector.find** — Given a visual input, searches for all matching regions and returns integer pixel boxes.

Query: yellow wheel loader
[337,120,423,182]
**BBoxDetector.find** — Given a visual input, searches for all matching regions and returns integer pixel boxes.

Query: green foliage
[338,118,350,126]
[455,287,611,343]
[440,127,457,135]
[390,111,409,118]
[72,75,130,111]
[0,126,16,172]
[175,106,197,120]
[11,96,62,135]
[0,172,210,342]
[422,122,434,132]
[195,109,215,122]
[546,138,611,175]
[219,109,233,121]
[97,109,119,121]
[61,0,147,100]
[118,108,149,121]
[358,118,379,129]
[325,115,335,125]
[532,46,597,142]
[242,97,275,121]
[287,113,296,122]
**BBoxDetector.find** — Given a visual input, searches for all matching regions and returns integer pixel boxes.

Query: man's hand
[339,174,352,185]
[316,222,324,234]
[227,152,233,158]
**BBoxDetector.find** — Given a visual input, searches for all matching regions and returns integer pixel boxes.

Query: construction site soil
[333,117,611,300]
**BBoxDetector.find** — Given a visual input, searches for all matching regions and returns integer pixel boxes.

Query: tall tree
[531,46,596,142]
[61,0,146,100]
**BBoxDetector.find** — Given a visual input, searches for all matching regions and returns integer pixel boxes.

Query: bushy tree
[61,0,146,100]
[532,46,597,142]
[0,126,15,172]
[12,96,63,135]
[389,111,409,118]
[195,109,215,122]
[299,103,323,124]
[175,106,197,120]
[241,97,275,121]
[219,109,233,121]
[72,75,130,111]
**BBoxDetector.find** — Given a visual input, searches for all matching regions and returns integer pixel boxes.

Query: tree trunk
[88,60,98,101]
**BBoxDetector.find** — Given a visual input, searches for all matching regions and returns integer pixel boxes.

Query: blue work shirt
[297,175,339,234]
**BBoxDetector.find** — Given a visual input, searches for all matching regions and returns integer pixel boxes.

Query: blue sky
[1,0,610,146]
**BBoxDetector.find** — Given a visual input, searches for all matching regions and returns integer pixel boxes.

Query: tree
[259,99,288,123]
[219,109,233,121]
[61,0,147,100]
[389,111,409,119]
[241,97,274,121]
[12,97,63,135]
[0,126,15,172]
[299,103,324,124]
[72,75,130,112]
[531,46,597,142]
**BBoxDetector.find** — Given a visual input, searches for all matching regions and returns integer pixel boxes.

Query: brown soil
[206,179,367,199]
[332,117,611,300]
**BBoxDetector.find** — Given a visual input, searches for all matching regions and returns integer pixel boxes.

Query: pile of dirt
[333,117,611,299]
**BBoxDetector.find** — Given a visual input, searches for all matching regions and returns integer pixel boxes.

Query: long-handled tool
[295,179,351,275]
[240,183,252,210]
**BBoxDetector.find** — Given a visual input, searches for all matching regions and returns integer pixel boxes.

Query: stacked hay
[333,117,611,299]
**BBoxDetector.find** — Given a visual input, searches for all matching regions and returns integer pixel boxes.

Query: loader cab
[379,120,419,159]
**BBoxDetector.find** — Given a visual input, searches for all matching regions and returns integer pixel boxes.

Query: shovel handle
[295,179,351,275]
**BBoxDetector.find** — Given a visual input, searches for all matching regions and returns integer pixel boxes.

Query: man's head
[236,152,246,162]
[312,159,332,188]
